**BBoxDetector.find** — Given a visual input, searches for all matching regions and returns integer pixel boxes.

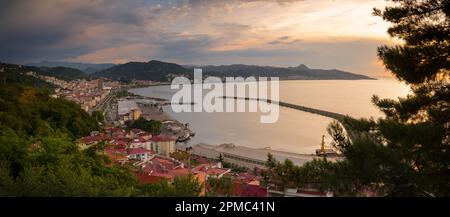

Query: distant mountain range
[188,63,374,80]
[93,60,189,82]
[27,61,115,74]
[93,60,374,81]
[12,60,375,82]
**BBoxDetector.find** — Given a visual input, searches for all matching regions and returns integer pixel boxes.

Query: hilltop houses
[77,127,333,197]
[31,74,117,112]
[78,127,180,176]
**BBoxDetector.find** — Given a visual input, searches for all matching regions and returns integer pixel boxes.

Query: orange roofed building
[136,156,207,196]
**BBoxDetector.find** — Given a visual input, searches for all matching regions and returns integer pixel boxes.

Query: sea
[130,79,410,154]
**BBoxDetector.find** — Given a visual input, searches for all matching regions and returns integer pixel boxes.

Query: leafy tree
[172,175,202,197]
[128,117,162,135]
[207,176,233,197]
[91,111,104,123]
[0,74,203,197]
[0,84,99,139]
[281,0,450,197]
[0,131,138,196]
[170,150,192,166]
[139,175,202,197]
[217,153,224,163]
[366,0,449,196]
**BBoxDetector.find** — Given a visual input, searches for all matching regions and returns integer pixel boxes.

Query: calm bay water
[130,79,410,154]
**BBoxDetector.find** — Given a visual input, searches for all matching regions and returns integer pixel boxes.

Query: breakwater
[222,96,347,121]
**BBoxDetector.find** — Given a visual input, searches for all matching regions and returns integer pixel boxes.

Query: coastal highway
[89,89,119,114]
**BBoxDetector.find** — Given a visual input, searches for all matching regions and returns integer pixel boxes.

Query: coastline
[125,78,408,156]
[126,85,329,157]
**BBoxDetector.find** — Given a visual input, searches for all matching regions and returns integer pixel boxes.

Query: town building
[267,187,333,197]
[79,133,108,150]
[104,146,128,164]
[232,173,268,197]
[192,163,231,180]
[127,148,154,161]
[117,99,141,123]
[192,143,320,169]
[150,135,176,157]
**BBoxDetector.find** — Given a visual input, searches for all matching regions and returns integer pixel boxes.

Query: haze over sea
[131,79,410,154]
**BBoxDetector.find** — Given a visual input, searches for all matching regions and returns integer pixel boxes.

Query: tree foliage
[138,175,202,197]
[206,176,233,197]
[0,84,99,139]
[0,84,199,196]
[127,117,162,135]
[268,1,450,196]
[91,110,104,123]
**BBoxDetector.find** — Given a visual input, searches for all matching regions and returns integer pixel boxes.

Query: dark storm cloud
[0,0,390,77]
[0,0,145,63]
[151,33,215,61]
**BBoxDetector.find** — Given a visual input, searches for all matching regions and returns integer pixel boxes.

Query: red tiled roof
[105,146,127,155]
[114,140,128,147]
[113,137,130,143]
[192,164,230,176]
[131,129,144,134]
[107,154,128,162]
[136,173,165,184]
[140,156,192,181]
[235,172,258,183]
[192,163,210,172]
[131,137,148,143]
[143,157,178,174]
[170,168,191,177]
[151,135,176,142]
[206,168,229,176]
[81,134,107,144]
[232,182,267,197]
[127,148,153,155]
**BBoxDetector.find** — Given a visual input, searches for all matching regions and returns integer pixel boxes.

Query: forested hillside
[0,83,200,196]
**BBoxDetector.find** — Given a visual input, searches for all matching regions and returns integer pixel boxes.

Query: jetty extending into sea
[221,96,347,121]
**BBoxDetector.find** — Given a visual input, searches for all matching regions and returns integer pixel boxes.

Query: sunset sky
[0,0,397,77]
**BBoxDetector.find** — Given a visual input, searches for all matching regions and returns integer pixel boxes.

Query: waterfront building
[267,186,333,197]
[131,109,141,120]
[117,99,141,123]
[192,143,319,169]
